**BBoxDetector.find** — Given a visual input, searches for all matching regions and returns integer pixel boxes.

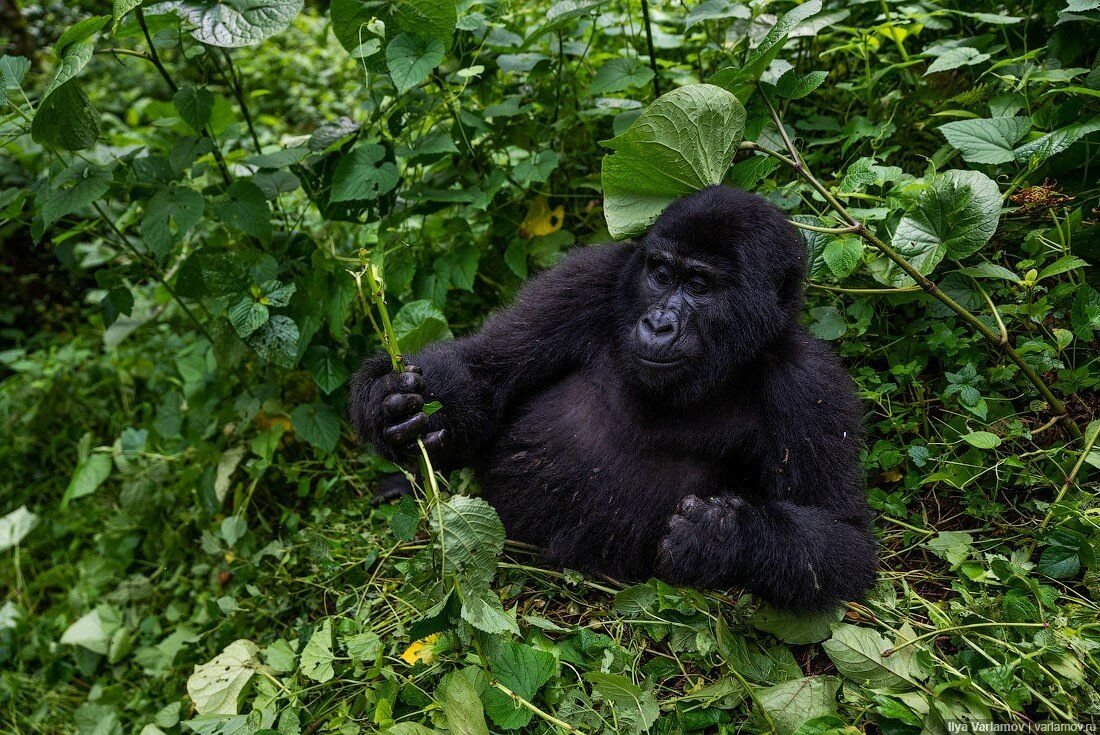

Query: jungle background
[2,1,1100,733]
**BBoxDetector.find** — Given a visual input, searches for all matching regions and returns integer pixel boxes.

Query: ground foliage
[2,1,1100,733]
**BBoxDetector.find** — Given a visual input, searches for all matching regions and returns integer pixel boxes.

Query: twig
[491,681,583,733]
[639,0,661,98]
[789,220,863,235]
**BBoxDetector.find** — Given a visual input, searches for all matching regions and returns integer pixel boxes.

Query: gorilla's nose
[639,308,679,346]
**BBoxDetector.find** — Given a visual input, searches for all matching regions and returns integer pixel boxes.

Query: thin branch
[789,219,863,235]
[809,283,921,295]
[639,0,661,98]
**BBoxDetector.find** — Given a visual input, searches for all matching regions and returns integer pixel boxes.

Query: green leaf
[460,587,520,637]
[386,32,446,93]
[1037,255,1088,282]
[938,117,1031,165]
[961,430,1001,449]
[41,162,111,230]
[331,0,457,58]
[822,625,922,691]
[750,605,841,645]
[822,237,863,278]
[707,1,822,95]
[331,143,399,202]
[249,314,299,367]
[876,170,1001,287]
[303,346,349,394]
[482,643,556,729]
[186,639,261,715]
[436,495,505,586]
[808,306,846,341]
[513,150,560,185]
[343,631,382,662]
[393,299,453,352]
[925,47,990,75]
[955,262,1020,282]
[291,403,342,453]
[439,669,489,735]
[75,703,122,735]
[32,80,100,151]
[1038,544,1080,579]
[600,84,746,238]
[590,57,654,95]
[754,676,839,735]
[926,530,974,567]
[0,506,38,550]
[61,607,120,654]
[210,181,272,243]
[142,185,204,259]
[0,55,31,99]
[44,16,110,98]
[228,298,269,338]
[62,453,112,508]
[775,70,828,100]
[173,86,215,132]
[300,619,335,683]
[584,672,659,734]
[112,0,144,31]
[1015,119,1100,165]
[685,0,749,29]
[157,0,303,47]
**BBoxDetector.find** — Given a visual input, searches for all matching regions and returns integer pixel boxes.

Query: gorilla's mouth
[635,354,688,369]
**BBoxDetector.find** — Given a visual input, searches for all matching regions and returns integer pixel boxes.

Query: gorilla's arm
[660,334,876,611]
[350,244,629,468]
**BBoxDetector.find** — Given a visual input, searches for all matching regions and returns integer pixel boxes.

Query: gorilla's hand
[369,365,445,457]
[657,494,744,586]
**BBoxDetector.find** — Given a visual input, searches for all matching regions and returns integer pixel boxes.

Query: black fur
[350,186,877,611]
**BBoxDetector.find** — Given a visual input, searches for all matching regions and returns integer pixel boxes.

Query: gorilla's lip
[634,354,688,368]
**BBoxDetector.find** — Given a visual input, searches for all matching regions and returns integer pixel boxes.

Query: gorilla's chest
[475,370,744,578]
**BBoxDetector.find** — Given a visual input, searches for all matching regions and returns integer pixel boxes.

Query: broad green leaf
[228,298,269,338]
[300,619,335,682]
[925,530,974,567]
[249,314,299,367]
[955,262,1020,282]
[600,84,746,238]
[32,80,100,151]
[186,639,261,715]
[925,47,990,75]
[219,516,247,546]
[685,0,749,29]
[754,676,839,735]
[460,587,520,637]
[75,703,122,735]
[173,86,215,132]
[210,181,272,243]
[44,16,110,98]
[331,143,398,202]
[808,306,846,341]
[775,70,828,100]
[393,299,453,352]
[291,402,342,453]
[62,453,112,508]
[142,185,204,259]
[513,150,560,185]
[0,506,38,551]
[265,639,297,673]
[822,624,922,691]
[0,55,31,96]
[438,669,490,735]
[41,162,111,230]
[1014,118,1100,165]
[157,0,303,47]
[331,0,457,58]
[303,346,349,394]
[961,430,1001,449]
[590,57,654,95]
[343,631,382,662]
[822,237,863,278]
[750,605,842,644]
[584,672,659,734]
[938,117,1031,164]
[60,607,120,654]
[1038,544,1080,579]
[876,170,1001,287]
[112,0,144,30]
[1037,255,1088,282]
[386,33,446,94]
[436,495,505,586]
[482,642,556,729]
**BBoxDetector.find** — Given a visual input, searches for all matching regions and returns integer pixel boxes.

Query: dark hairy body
[351,186,877,612]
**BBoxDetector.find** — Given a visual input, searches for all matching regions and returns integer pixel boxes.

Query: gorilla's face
[619,186,806,404]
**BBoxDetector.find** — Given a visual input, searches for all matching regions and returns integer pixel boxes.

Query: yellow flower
[400,633,440,665]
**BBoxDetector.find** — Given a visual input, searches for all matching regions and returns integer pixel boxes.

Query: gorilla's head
[619,185,806,402]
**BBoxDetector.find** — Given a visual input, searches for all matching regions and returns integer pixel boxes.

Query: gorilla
[351,186,876,612]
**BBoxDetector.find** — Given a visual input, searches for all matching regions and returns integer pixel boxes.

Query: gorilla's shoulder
[758,326,861,421]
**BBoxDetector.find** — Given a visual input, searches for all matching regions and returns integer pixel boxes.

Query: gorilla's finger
[421,429,446,451]
[383,412,428,444]
[383,392,423,417]
[678,495,702,513]
[405,364,422,374]
[667,514,693,533]
[396,371,424,393]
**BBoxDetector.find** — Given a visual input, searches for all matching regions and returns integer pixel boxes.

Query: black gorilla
[351,186,876,611]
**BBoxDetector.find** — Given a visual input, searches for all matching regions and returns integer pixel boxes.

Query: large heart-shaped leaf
[330,0,456,65]
[938,117,1031,165]
[386,32,446,93]
[600,84,746,239]
[331,143,399,202]
[154,0,303,47]
[186,639,261,715]
[873,170,1001,287]
[31,80,100,151]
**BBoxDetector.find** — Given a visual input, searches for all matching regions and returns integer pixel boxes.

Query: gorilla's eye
[687,278,710,296]
[647,256,672,287]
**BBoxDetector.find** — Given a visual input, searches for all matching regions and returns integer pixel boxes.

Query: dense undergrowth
[2,1,1100,733]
